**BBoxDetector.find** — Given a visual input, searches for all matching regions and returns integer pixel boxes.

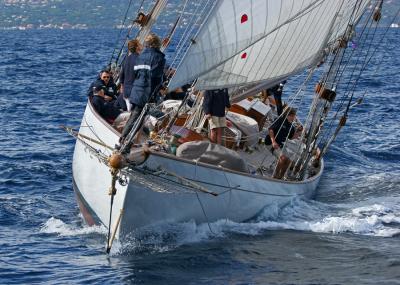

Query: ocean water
[0,28,399,285]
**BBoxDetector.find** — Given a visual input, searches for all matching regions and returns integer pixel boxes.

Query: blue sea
[1,27,399,284]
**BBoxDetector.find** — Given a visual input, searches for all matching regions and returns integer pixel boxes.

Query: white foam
[119,198,400,254]
[43,196,400,255]
[252,199,400,238]
[40,217,106,236]
[313,215,375,234]
[352,204,390,216]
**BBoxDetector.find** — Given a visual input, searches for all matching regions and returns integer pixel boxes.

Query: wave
[39,217,106,236]
[318,170,400,204]
[113,197,400,255]
[257,198,400,237]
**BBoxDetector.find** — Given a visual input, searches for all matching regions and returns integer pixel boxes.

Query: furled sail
[168,0,370,91]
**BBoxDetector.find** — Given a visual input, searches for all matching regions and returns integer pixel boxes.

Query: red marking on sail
[241,14,248,23]
[241,52,247,59]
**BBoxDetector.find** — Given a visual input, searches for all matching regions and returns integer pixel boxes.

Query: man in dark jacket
[267,80,287,116]
[117,39,142,111]
[120,33,166,142]
[266,107,302,179]
[90,70,121,120]
[202,88,231,145]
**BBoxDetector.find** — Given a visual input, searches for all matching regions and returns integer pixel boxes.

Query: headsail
[168,0,370,91]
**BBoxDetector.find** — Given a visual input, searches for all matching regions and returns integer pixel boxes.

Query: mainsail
[168,0,370,91]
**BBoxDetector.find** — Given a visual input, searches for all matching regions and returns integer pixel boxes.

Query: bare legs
[210,127,224,145]
[273,155,291,179]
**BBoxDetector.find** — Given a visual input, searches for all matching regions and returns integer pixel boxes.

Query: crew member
[120,33,166,143]
[202,88,231,145]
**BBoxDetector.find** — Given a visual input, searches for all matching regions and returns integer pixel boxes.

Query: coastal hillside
[0,0,179,29]
[1,0,398,30]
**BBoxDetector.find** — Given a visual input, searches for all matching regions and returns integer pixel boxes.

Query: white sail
[168,0,370,91]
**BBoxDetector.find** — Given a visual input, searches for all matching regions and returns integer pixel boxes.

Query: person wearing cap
[120,33,166,143]
[266,107,302,179]
[90,70,121,120]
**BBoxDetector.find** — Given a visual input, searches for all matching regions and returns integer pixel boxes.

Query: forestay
[168,0,370,91]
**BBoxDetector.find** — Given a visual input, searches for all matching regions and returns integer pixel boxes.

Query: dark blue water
[1,28,399,284]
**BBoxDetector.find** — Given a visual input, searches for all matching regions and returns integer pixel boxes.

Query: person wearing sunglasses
[90,69,121,120]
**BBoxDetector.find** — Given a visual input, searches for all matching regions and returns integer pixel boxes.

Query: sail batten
[168,0,370,91]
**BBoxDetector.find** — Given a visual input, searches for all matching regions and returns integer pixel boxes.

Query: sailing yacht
[69,0,383,250]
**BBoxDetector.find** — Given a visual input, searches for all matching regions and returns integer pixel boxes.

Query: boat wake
[253,197,400,238]
[115,196,400,254]
[40,196,400,255]
[39,217,106,237]
[201,196,400,239]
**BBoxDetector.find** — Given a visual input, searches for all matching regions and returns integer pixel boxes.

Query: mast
[135,0,169,44]
[294,0,381,180]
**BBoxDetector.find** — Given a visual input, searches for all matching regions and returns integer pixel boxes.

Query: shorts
[208,116,226,129]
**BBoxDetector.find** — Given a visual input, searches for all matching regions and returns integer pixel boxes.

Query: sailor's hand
[104,95,113,102]
[293,125,303,139]
[96,89,105,97]
[272,141,280,149]
[159,87,168,96]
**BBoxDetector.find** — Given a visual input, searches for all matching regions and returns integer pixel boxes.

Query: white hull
[72,102,323,239]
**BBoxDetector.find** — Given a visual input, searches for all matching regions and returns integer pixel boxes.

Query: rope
[193,159,214,234]
[319,1,397,149]
[221,168,234,224]
[167,1,208,67]
[195,192,215,234]
[168,0,214,75]
[160,0,190,52]
[109,0,136,65]
[293,0,369,177]
[316,3,377,148]
[302,0,363,131]
[319,0,363,87]
[106,169,118,253]
[64,126,109,165]
[114,0,146,67]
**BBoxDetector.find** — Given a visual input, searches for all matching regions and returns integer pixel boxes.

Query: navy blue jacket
[130,47,166,107]
[202,88,231,117]
[119,52,139,98]
[267,117,295,148]
[87,75,100,97]
[92,78,118,99]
